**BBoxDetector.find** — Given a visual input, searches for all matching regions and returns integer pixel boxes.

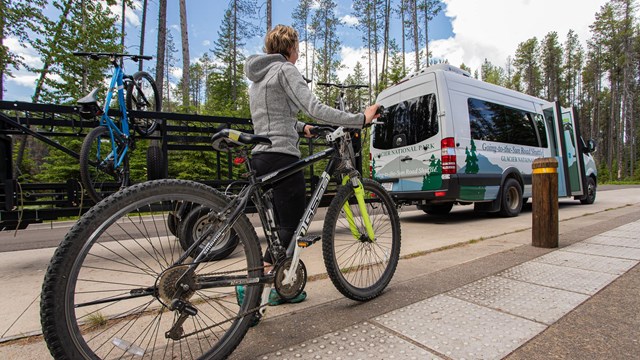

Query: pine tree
[540,31,563,102]
[513,37,542,97]
[312,0,342,104]
[0,0,47,100]
[292,0,314,79]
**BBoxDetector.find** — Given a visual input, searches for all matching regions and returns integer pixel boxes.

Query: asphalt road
[0,184,637,253]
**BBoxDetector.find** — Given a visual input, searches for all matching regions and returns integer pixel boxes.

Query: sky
[4,0,611,102]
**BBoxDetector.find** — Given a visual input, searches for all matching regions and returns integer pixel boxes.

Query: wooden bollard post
[532,157,558,248]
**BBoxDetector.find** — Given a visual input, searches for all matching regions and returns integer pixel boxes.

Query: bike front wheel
[79,126,130,202]
[126,71,160,137]
[41,179,264,360]
[322,178,401,301]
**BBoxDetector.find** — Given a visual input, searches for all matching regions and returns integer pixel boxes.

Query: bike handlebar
[73,52,153,62]
[316,82,369,90]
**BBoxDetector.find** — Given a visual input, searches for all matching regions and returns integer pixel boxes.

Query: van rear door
[371,73,441,192]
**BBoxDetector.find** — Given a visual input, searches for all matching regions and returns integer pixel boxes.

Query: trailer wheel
[498,178,523,217]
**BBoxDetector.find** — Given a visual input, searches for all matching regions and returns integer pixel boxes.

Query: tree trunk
[179,0,190,108]
[120,0,126,53]
[373,3,378,91]
[0,0,5,101]
[380,0,390,89]
[232,0,238,108]
[138,0,148,72]
[32,0,73,103]
[155,0,167,105]
[401,0,406,74]
[266,0,272,31]
[412,0,419,71]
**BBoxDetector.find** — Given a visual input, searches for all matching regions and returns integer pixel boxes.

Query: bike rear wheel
[41,179,264,360]
[322,178,401,301]
[79,126,130,202]
[126,71,160,137]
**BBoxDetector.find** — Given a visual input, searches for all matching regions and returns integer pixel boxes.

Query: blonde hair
[264,25,299,58]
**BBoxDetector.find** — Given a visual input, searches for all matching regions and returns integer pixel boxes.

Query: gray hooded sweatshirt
[245,54,366,157]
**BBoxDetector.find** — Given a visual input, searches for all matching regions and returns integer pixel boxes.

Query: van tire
[498,178,523,217]
[580,177,596,205]
[418,202,454,216]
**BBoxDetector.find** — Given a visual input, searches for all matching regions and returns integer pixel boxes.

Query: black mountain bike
[40,122,401,359]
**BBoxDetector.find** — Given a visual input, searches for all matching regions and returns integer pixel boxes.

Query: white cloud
[432,0,609,72]
[108,1,141,27]
[341,15,359,27]
[202,40,211,47]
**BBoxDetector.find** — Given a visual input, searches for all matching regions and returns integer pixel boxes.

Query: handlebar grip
[376,105,385,115]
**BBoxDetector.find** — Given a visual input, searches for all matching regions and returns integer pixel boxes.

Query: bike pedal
[297,235,321,248]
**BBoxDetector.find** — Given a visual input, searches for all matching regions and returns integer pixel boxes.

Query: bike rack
[0,100,349,230]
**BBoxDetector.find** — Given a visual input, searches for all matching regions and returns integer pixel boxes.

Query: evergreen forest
[1,0,639,184]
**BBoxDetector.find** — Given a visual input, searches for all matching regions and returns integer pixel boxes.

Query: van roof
[382,63,549,107]
[402,63,472,80]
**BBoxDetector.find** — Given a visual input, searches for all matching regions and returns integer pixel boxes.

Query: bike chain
[175,265,271,339]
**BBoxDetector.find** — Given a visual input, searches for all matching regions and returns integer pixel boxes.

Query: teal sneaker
[235,285,261,327]
[268,288,307,306]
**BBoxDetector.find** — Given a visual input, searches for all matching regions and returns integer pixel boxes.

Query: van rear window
[372,94,438,150]
[468,98,545,147]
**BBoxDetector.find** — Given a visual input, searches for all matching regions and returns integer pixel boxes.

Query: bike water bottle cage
[211,129,272,152]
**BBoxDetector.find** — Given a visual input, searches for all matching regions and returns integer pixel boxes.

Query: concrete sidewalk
[0,188,639,359]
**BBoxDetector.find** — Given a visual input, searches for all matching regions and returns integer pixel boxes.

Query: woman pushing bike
[244,25,381,305]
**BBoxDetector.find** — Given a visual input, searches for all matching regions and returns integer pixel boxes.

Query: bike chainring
[273,258,307,300]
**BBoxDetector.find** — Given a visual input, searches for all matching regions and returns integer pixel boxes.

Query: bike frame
[180,128,376,291]
[96,59,131,169]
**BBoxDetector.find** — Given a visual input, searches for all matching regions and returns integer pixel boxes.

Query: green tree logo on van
[422,154,442,190]
[465,139,479,174]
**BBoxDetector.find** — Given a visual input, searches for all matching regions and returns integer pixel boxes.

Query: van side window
[468,98,542,147]
[372,94,438,150]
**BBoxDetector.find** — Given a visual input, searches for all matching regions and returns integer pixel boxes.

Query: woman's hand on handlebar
[364,104,382,126]
[303,124,315,138]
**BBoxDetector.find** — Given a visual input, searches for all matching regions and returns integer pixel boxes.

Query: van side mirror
[584,139,597,153]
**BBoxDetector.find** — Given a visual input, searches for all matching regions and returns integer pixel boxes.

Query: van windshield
[372,94,439,150]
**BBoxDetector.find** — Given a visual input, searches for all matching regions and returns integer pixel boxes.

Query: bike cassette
[273,258,307,300]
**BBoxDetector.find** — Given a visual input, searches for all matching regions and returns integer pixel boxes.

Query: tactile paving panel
[376,295,546,360]
[260,322,441,360]
[498,261,618,295]
[534,250,638,275]
[562,242,640,260]
[603,221,640,237]
[584,234,640,249]
[448,276,589,325]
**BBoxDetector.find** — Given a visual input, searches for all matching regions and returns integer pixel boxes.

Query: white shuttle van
[370,64,597,217]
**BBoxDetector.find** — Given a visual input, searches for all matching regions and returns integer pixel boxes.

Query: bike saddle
[211,129,272,152]
[78,88,99,105]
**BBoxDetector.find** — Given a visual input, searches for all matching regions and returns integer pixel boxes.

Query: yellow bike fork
[341,176,375,241]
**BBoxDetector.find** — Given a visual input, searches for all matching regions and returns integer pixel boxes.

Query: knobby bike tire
[126,71,160,137]
[40,179,263,360]
[79,126,130,203]
[322,178,401,301]
[146,141,164,180]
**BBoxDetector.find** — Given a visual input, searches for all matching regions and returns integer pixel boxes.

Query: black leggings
[251,152,305,264]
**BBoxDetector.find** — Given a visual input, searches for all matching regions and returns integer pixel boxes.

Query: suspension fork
[341,175,375,241]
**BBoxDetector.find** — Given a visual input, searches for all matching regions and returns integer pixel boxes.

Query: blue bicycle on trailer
[74,52,161,202]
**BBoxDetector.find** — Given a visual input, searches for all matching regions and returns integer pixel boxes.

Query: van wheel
[498,178,522,217]
[418,202,454,216]
[580,177,596,205]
